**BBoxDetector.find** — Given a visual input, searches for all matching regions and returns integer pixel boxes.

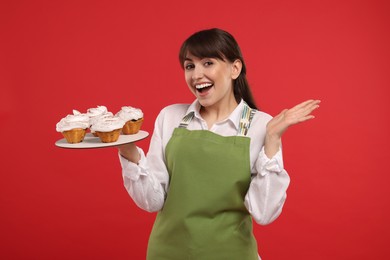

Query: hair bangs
[179,31,226,68]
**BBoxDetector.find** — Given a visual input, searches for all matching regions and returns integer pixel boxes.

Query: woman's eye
[185,64,194,70]
[204,61,213,66]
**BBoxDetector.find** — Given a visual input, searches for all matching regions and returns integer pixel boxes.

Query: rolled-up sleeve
[120,147,148,181]
[245,146,290,225]
[119,108,172,213]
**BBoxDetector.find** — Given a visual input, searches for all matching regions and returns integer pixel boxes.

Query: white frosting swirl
[89,111,113,126]
[116,106,143,121]
[90,115,125,132]
[87,105,108,118]
[86,106,110,126]
[56,111,90,132]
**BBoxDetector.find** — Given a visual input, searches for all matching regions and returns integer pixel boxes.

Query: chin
[197,99,214,108]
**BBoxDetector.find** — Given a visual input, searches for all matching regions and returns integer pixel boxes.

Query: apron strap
[238,102,256,136]
[178,102,256,136]
[178,111,195,128]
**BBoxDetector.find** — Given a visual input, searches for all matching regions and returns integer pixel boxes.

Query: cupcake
[90,115,125,143]
[86,106,112,136]
[116,106,144,135]
[56,110,90,143]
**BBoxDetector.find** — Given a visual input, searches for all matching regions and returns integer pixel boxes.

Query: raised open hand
[264,99,320,158]
[266,99,321,138]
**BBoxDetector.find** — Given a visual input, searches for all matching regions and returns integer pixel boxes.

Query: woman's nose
[192,66,204,80]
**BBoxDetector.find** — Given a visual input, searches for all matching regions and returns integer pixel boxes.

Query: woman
[117,28,320,259]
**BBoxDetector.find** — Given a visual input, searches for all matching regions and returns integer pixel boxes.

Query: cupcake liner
[122,118,143,135]
[96,129,122,143]
[62,128,86,143]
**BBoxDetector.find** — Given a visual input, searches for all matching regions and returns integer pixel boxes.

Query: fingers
[284,99,320,125]
[290,100,320,116]
[290,99,320,111]
[297,114,315,123]
[303,100,320,115]
[267,99,320,138]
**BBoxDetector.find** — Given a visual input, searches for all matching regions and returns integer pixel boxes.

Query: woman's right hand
[117,142,140,163]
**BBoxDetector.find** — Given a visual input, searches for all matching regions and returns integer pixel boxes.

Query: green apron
[147,103,258,260]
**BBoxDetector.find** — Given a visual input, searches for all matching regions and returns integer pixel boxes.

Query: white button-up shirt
[119,99,290,225]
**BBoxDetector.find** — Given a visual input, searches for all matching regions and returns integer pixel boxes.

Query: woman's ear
[231,59,243,80]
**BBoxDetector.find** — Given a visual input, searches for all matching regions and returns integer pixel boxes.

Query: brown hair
[179,28,258,109]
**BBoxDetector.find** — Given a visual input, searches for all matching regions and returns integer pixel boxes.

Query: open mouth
[195,83,213,93]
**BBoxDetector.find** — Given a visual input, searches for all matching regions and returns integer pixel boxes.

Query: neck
[200,98,239,128]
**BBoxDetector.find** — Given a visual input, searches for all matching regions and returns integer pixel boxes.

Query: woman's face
[183,52,242,109]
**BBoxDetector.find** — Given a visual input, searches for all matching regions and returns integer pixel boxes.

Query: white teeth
[195,83,212,89]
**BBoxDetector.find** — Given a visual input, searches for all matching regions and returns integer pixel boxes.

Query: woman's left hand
[267,99,320,138]
[264,99,320,158]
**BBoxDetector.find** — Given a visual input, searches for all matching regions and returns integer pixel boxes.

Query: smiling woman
[183,54,241,117]
[1,0,389,259]
[179,28,257,111]
[116,28,319,260]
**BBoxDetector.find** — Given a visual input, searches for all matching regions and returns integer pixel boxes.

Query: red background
[1,0,389,259]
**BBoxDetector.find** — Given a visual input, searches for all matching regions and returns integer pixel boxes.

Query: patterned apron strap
[179,103,256,135]
[178,111,195,128]
[238,102,257,136]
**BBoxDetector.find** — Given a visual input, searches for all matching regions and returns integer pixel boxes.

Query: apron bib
[147,103,258,260]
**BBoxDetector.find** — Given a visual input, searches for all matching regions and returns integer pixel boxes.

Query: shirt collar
[185,99,245,130]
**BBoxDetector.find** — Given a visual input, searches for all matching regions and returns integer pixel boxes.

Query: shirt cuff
[256,146,284,176]
[118,147,148,181]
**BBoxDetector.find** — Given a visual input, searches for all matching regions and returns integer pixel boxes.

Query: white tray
[55,130,149,149]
